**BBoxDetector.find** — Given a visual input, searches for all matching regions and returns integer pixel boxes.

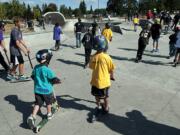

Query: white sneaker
[47,113,53,120]
[27,115,36,129]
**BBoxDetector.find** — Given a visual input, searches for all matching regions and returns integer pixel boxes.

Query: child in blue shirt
[27,49,60,129]
[53,23,62,50]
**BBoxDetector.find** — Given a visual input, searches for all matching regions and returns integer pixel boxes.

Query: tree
[107,0,125,15]
[45,3,58,12]
[33,5,41,19]
[26,4,33,20]
[90,5,93,14]
[79,0,86,15]
[73,8,81,17]
[60,5,68,17]
[42,3,48,14]
[0,3,6,19]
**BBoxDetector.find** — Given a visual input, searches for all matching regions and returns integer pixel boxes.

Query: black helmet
[36,49,53,64]
[0,21,5,28]
[105,23,110,29]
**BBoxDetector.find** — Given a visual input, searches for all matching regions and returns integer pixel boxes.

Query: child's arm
[50,77,61,84]
[16,40,28,55]
[110,71,115,81]
[19,39,30,53]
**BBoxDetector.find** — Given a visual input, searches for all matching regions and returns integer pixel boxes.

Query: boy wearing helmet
[27,49,60,128]
[89,35,115,115]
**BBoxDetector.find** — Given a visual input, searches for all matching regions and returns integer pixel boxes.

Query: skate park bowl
[43,12,66,26]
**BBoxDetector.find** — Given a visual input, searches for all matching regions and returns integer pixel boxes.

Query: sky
[0,0,108,9]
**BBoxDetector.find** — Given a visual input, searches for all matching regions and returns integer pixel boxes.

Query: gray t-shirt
[10,27,23,56]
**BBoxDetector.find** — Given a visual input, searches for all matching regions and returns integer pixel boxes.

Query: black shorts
[91,86,109,98]
[35,93,54,106]
[10,55,24,65]
[176,48,180,53]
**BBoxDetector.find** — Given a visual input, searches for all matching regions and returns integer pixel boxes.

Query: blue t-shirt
[32,65,56,95]
[0,29,4,41]
[53,26,62,41]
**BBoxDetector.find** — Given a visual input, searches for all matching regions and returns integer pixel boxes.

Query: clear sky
[0,0,108,10]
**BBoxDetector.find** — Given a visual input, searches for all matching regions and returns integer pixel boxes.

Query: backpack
[139,30,150,45]
[82,33,92,49]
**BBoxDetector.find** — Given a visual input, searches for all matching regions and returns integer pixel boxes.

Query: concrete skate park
[0,17,180,135]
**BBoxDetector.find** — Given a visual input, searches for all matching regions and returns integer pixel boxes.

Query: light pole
[98,0,99,17]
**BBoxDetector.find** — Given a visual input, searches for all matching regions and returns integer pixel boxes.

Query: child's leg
[32,105,40,117]
[103,97,109,111]
[19,63,24,75]
[95,96,101,108]
[10,65,18,75]
[47,104,52,114]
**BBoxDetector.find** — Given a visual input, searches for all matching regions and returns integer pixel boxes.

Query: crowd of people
[0,10,179,127]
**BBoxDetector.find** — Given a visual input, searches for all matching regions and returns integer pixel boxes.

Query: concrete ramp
[43,12,66,26]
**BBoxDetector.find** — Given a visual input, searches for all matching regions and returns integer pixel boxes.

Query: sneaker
[27,115,36,129]
[47,113,53,120]
[135,59,139,63]
[155,49,159,53]
[151,48,155,53]
[7,74,16,80]
[18,75,29,81]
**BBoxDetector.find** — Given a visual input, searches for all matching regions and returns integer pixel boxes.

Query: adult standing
[150,19,162,53]
[74,18,84,48]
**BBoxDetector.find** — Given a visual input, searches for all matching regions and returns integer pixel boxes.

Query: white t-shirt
[175,31,180,48]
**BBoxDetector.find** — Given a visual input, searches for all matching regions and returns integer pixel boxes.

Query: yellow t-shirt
[89,52,115,89]
[102,28,113,43]
[133,18,139,24]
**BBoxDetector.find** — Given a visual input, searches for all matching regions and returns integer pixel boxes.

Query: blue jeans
[76,32,81,48]
[169,43,176,57]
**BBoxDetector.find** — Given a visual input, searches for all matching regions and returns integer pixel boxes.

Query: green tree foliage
[79,0,87,15]
[73,8,81,17]
[44,3,58,13]
[139,0,180,13]
[26,4,33,20]
[0,3,6,19]
[59,5,73,18]
[33,5,41,19]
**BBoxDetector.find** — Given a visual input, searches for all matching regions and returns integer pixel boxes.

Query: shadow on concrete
[57,58,84,67]
[118,47,150,53]
[87,110,180,135]
[56,95,95,111]
[0,69,8,81]
[143,53,168,59]
[121,28,134,32]
[4,95,34,129]
[75,53,85,57]
[110,55,170,66]
[61,44,75,49]
[110,55,135,62]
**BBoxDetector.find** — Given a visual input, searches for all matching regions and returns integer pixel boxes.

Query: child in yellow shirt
[89,35,115,115]
[133,16,139,32]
